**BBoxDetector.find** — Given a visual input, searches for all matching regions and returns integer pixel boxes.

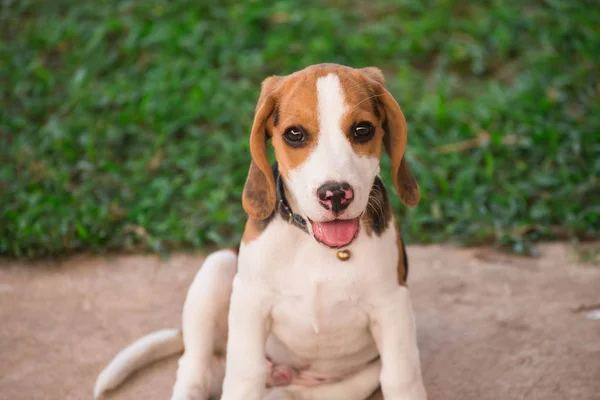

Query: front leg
[369,286,427,400]
[221,275,270,400]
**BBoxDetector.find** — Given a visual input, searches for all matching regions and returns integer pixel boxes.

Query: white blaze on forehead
[313,73,356,173]
[285,72,380,221]
[317,73,348,144]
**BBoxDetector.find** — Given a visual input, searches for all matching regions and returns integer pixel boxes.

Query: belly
[266,291,379,373]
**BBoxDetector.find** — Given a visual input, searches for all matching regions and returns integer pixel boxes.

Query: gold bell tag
[336,249,351,261]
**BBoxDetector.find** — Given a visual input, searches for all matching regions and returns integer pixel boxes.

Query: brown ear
[359,67,385,86]
[360,68,420,207]
[380,91,420,206]
[242,77,282,219]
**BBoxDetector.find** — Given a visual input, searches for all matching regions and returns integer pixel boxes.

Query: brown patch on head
[359,67,385,86]
[270,73,320,177]
[265,64,388,179]
[338,70,385,160]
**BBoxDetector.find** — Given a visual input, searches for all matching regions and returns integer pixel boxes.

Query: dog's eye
[352,122,374,142]
[283,126,307,147]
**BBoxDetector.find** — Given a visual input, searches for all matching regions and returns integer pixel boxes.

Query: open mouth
[309,217,360,248]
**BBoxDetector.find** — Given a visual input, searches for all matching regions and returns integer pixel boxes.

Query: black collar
[276,174,309,233]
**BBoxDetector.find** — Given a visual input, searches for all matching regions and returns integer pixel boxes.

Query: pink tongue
[312,218,359,248]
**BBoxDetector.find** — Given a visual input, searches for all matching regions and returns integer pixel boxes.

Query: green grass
[1,0,599,257]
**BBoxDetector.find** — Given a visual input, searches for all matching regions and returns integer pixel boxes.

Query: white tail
[94,328,184,399]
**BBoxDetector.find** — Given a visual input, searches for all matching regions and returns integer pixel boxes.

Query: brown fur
[396,231,408,286]
[241,216,274,244]
[271,74,320,176]
[339,71,384,159]
[396,157,420,207]
[358,67,385,86]
[366,388,384,400]
[242,95,279,219]
[371,82,421,207]
[242,160,276,220]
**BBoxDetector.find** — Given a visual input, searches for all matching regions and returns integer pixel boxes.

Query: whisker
[366,194,384,217]
[351,93,385,112]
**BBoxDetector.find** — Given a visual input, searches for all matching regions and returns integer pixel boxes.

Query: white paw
[172,353,217,400]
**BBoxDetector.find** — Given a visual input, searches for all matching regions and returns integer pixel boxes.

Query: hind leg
[172,249,237,400]
[262,359,381,400]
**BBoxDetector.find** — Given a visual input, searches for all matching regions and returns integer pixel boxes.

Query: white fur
[221,217,426,400]
[286,73,380,223]
[370,287,427,399]
[94,328,183,398]
[173,249,237,400]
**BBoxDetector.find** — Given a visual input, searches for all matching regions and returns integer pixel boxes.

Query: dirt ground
[1,243,599,400]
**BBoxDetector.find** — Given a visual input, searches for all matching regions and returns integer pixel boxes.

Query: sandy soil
[1,243,599,400]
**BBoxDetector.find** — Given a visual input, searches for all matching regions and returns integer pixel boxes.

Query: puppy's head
[242,64,419,248]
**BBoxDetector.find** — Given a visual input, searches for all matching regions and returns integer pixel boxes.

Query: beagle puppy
[95,64,427,400]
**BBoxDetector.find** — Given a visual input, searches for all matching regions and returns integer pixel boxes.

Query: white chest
[268,275,372,366]
[238,218,400,368]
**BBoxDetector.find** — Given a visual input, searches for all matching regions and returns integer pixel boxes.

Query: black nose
[317,181,354,215]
